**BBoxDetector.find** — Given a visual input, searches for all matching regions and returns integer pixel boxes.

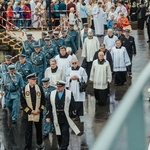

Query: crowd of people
[0,0,149,31]
[0,0,143,149]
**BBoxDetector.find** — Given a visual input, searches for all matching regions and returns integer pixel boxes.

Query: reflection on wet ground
[1,29,150,149]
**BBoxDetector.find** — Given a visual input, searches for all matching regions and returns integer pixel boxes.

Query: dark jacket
[21,84,45,120]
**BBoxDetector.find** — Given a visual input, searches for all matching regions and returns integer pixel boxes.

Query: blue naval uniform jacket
[42,44,59,66]
[1,72,24,100]
[42,86,56,106]
[0,62,14,78]
[22,40,36,59]
[15,61,34,84]
[68,29,79,50]
[31,51,47,73]
[61,35,77,53]
[52,38,65,53]
[38,38,46,48]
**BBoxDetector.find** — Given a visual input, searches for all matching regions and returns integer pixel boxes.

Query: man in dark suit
[121,29,136,77]
[21,73,45,150]
[46,80,80,150]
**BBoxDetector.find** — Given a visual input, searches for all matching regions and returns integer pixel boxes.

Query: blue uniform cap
[44,38,51,41]
[42,77,50,82]
[42,32,47,35]
[83,23,88,26]
[53,31,59,35]
[48,30,53,34]
[26,73,37,79]
[61,29,67,33]
[69,24,74,26]
[56,80,66,86]
[124,29,130,33]
[5,55,12,59]
[26,33,32,36]
[33,42,40,48]
[19,54,26,58]
[8,64,15,70]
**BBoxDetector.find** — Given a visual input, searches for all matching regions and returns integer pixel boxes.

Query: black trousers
[86,61,93,79]
[75,102,83,116]
[137,18,145,30]
[57,122,70,150]
[81,18,87,24]
[127,54,133,73]
[114,71,127,85]
[94,88,108,106]
[24,118,43,150]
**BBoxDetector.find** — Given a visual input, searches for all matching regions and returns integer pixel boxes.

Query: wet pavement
[1,28,150,150]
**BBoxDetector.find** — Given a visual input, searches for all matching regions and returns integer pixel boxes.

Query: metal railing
[91,63,150,150]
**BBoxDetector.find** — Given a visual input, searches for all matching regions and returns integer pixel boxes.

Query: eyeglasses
[72,62,77,64]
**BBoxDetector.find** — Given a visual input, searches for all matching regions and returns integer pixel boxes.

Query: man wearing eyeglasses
[21,73,45,150]
[46,80,80,150]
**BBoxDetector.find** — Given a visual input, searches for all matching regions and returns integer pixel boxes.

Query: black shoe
[147,40,150,43]
[12,120,17,124]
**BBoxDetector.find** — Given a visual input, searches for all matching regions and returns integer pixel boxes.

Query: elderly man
[46,80,80,150]
[111,40,131,85]
[21,73,45,150]
[66,59,88,117]
[1,65,24,123]
[81,31,99,78]
[90,52,112,106]
[103,29,118,52]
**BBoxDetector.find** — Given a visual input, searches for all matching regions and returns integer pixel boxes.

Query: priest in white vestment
[66,59,88,117]
[81,31,99,78]
[103,29,118,52]
[45,58,64,88]
[111,40,131,85]
[55,46,72,75]
[92,2,105,36]
[90,52,112,106]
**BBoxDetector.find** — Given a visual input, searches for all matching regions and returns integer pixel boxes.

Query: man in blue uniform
[21,73,45,150]
[31,43,47,85]
[38,32,47,48]
[15,54,34,85]
[42,38,58,67]
[121,29,136,77]
[0,55,14,78]
[22,33,36,61]
[68,24,79,51]
[52,31,65,53]
[61,29,77,54]
[47,30,54,40]
[42,77,55,138]
[1,65,24,124]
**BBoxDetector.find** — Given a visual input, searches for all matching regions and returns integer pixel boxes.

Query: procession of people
[0,0,141,149]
